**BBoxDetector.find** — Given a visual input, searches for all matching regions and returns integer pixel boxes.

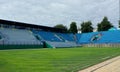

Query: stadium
[1,19,120,49]
[0,19,120,72]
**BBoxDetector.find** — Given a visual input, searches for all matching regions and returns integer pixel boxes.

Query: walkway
[79,56,120,72]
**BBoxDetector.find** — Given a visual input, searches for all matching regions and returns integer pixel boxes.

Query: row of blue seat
[2,28,120,47]
[33,30,120,44]
[76,30,120,44]
[32,30,75,42]
[57,33,75,41]
[0,28,42,45]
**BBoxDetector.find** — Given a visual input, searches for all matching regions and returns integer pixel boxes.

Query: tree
[97,16,113,31]
[69,22,78,34]
[54,24,68,32]
[80,21,93,33]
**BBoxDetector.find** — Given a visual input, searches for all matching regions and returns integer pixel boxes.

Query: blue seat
[32,30,62,42]
[0,28,41,45]
[76,30,120,44]
[32,30,78,47]
[56,33,75,41]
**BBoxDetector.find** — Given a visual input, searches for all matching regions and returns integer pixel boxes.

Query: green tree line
[54,16,118,33]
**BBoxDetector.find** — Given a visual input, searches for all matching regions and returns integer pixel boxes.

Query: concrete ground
[78,56,120,72]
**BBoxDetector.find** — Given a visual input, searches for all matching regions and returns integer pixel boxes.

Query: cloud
[0,0,119,28]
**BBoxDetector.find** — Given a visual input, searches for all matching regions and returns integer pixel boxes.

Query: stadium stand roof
[0,19,65,33]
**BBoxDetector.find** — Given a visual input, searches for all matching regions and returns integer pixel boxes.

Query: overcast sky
[0,0,119,28]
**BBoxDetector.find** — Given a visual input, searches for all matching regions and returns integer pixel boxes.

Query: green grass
[0,47,120,72]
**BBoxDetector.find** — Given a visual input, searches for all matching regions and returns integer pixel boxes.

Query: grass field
[0,47,120,72]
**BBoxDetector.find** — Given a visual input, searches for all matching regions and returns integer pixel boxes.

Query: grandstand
[76,30,120,47]
[0,19,78,49]
[0,28,41,45]
[32,30,78,48]
[0,19,120,49]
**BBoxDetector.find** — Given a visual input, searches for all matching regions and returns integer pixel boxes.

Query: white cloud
[0,0,119,28]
